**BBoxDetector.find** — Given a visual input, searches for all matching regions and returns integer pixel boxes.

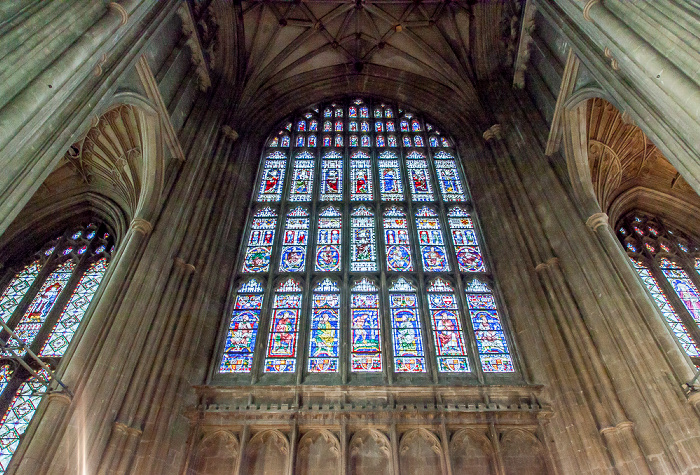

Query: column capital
[173,257,196,274]
[47,391,72,407]
[586,212,609,231]
[583,0,600,22]
[535,257,559,273]
[222,125,239,141]
[130,218,153,235]
[483,124,502,142]
[108,2,129,26]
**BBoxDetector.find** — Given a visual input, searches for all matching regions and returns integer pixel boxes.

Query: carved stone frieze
[177,2,212,91]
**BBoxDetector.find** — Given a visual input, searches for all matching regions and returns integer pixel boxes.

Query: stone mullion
[479,133,611,473]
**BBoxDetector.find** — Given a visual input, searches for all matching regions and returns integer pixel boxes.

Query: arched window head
[618,214,700,366]
[217,97,518,384]
[0,222,114,469]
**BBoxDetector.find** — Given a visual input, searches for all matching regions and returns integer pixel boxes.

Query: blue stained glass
[324,108,332,118]
[386,121,395,132]
[0,262,41,323]
[351,278,382,372]
[309,120,318,131]
[466,279,514,372]
[430,136,439,147]
[335,135,343,147]
[374,108,382,118]
[289,152,314,202]
[350,121,358,132]
[350,151,372,201]
[441,137,450,147]
[400,120,409,132]
[388,136,397,147]
[448,208,485,272]
[324,121,332,132]
[323,136,331,147]
[315,206,342,272]
[376,135,385,147]
[349,106,357,118]
[661,260,700,326]
[269,136,279,147]
[383,207,413,271]
[265,279,302,373]
[414,136,424,147]
[427,279,469,372]
[360,107,369,118]
[0,366,10,397]
[411,119,421,132]
[361,121,369,132]
[416,207,449,272]
[385,108,394,118]
[361,135,370,147]
[378,152,404,201]
[257,151,287,202]
[308,279,340,373]
[389,278,425,372]
[220,279,264,373]
[403,136,412,147]
[308,135,317,147]
[281,136,290,147]
[350,135,359,147]
[375,122,383,132]
[279,207,309,272]
[335,108,343,117]
[351,206,377,272]
[406,151,434,201]
[297,120,306,132]
[242,207,277,273]
[296,135,304,147]
[335,121,343,132]
[320,152,343,201]
[435,151,466,201]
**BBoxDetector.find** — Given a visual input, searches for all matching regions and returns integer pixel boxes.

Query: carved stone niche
[399,428,444,475]
[189,430,238,475]
[349,429,393,475]
[450,428,496,475]
[295,429,341,475]
[243,430,290,475]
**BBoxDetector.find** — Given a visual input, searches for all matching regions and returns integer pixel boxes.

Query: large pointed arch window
[218,98,519,384]
[0,222,113,471]
[618,214,700,365]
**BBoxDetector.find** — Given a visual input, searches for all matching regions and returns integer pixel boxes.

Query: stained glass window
[279,208,309,272]
[265,279,302,373]
[416,207,449,272]
[320,152,343,201]
[242,207,277,273]
[289,152,314,202]
[434,151,466,201]
[308,279,340,373]
[406,151,434,201]
[351,278,382,372]
[281,135,290,147]
[383,207,413,272]
[448,207,485,272]
[466,279,514,372]
[389,278,425,372]
[224,98,516,382]
[220,279,264,373]
[427,279,469,372]
[660,259,700,325]
[257,151,287,202]
[315,206,342,272]
[351,206,377,272]
[350,151,373,201]
[0,262,40,322]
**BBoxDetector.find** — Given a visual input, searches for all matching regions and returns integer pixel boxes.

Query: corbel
[177,2,212,92]
[512,0,537,89]
[482,124,503,142]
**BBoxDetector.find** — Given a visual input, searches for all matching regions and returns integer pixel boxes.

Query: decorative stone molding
[47,391,72,406]
[93,53,108,77]
[604,47,620,71]
[586,212,609,231]
[599,420,635,435]
[222,125,239,141]
[108,2,128,26]
[114,421,143,436]
[535,257,560,273]
[130,218,153,235]
[583,0,600,23]
[174,257,196,274]
[512,0,536,89]
[483,124,503,142]
[545,49,580,155]
[177,2,211,92]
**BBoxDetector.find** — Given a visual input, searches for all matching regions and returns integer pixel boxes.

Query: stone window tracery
[218,97,517,383]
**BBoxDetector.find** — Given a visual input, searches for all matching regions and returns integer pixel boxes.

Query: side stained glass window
[220,279,265,373]
[434,151,466,201]
[350,206,377,272]
[448,208,485,273]
[416,207,449,272]
[389,278,425,372]
[308,279,340,373]
[289,152,314,202]
[378,152,403,201]
[427,278,469,372]
[320,151,343,201]
[383,207,413,272]
[257,151,287,202]
[350,151,373,201]
[466,279,514,372]
[279,208,309,273]
[242,207,277,273]
[406,151,434,201]
[0,262,40,322]
[265,279,303,373]
[315,206,342,272]
[351,278,382,372]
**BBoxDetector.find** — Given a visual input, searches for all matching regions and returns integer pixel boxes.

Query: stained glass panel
[289,152,315,202]
[378,152,404,201]
[279,208,309,273]
[350,151,373,201]
[388,135,397,147]
[406,151,434,201]
[320,152,343,201]
[383,207,413,272]
[308,279,340,373]
[661,259,700,326]
[448,207,485,272]
[465,279,514,372]
[389,278,425,372]
[351,278,382,372]
[265,279,302,373]
[220,279,264,373]
[631,260,700,358]
[0,262,41,322]
[257,151,286,202]
[0,366,10,397]
[12,261,75,351]
[434,151,466,201]
[315,206,342,272]
[427,279,469,372]
[416,207,450,272]
[242,207,277,273]
[40,259,108,357]
[351,206,377,272]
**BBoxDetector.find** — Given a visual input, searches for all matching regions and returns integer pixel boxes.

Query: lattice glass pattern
[0,366,11,397]
[220,279,265,373]
[265,279,303,373]
[406,151,434,201]
[427,278,469,372]
[0,262,40,322]
[351,278,382,372]
[383,206,413,272]
[40,259,107,357]
[465,279,514,372]
[242,207,277,273]
[315,206,342,272]
[448,207,485,273]
[289,152,315,202]
[257,151,287,202]
[351,206,377,272]
[660,258,700,325]
[389,278,425,372]
[434,151,466,201]
[416,207,450,272]
[308,279,340,373]
[279,207,310,273]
